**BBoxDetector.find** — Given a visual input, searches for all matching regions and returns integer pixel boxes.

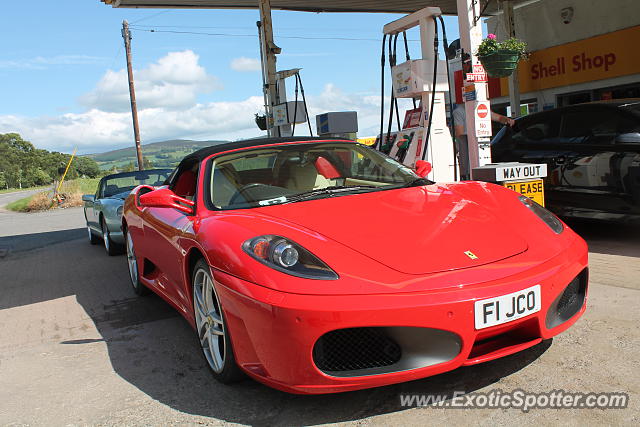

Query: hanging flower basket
[478,49,522,78]
[476,34,527,78]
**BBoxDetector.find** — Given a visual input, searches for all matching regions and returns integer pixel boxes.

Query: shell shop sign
[495,25,640,94]
[531,52,616,80]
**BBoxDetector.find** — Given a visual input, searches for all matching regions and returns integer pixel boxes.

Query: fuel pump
[379,7,456,182]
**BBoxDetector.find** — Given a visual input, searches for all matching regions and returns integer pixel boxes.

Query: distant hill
[88,139,228,170]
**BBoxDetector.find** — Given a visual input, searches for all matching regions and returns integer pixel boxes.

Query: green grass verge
[5,195,36,212]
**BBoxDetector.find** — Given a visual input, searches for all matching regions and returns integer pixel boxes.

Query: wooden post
[122,20,144,171]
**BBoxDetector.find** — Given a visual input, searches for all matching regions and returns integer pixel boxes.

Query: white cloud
[79,50,221,113]
[306,83,383,137]
[0,50,386,155]
[230,57,261,72]
[0,97,266,154]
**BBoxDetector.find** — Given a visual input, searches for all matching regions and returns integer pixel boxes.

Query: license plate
[504,179,545,206]
[474,285,541,329]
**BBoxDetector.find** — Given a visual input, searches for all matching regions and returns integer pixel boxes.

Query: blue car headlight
[117,205,124,218]
[243,235,338,280]
[519,195,564,234]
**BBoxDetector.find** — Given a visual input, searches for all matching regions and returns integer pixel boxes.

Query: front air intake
[546,269,588,329]
[313,327,462,377]
[313,327,401,373]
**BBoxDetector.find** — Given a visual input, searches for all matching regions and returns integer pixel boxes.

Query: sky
[0,1,462,155]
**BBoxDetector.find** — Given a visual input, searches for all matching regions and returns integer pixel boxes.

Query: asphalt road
[0,188,86,254]
[0,207,638,426]
[0,188,43,207]
[0,188,43,217]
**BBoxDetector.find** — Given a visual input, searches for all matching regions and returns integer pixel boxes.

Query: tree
[0,133,34,154]
[24,168,51,187]
[0,133,101,190]
[74,156,100,178]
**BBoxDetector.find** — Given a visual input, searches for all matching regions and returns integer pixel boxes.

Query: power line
[132,28,256,38]
[130,10,172,25]
[130,27,420,42]
[131,23,403,34]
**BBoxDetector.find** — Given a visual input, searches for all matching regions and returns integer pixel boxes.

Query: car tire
[87,225,100,245]
[192,258,243,384]
[125,228,149,296]
[101,216,121,256]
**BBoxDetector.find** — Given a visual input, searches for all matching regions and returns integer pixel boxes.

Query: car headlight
[117,206,124,217]
[243,235,338,280]
[518,196,563,234]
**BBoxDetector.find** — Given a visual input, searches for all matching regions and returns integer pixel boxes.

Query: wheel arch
[184,245,212,327]
[185,246,210,286]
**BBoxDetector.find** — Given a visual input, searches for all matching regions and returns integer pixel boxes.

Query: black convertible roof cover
[182,136,353,162]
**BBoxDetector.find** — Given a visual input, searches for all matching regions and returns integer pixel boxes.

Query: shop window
[557,92,591,107]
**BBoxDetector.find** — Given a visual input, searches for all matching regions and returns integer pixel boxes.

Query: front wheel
[125,229,149,296]
[192,258,243,383]
[87,225,100,245]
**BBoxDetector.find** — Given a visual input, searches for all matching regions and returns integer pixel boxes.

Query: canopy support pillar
[503,0,521,118]
[456,0,487,172]
[258,0,281,137]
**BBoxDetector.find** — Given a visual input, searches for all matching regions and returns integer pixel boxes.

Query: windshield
[208,142,426,210]
[102,169,172,198]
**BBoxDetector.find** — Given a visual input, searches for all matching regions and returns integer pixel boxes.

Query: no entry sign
[474,101,492,138]
[477,103,489,118]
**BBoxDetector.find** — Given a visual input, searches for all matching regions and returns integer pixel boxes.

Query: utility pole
[122,20,144,171]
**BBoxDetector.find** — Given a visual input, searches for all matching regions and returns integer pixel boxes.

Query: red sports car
[123,137,588,394]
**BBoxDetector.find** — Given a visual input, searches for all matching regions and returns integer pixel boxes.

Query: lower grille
[557,276,580,313]
[313,327,401,373]
[546,269,588,328]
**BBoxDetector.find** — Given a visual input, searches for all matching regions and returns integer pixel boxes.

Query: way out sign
[498,163,548,206]
[475,101,492,138]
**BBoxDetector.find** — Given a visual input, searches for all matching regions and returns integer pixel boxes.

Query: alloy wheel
[193,268,226,374]
[102,220,111,253]
[126,232,138,287]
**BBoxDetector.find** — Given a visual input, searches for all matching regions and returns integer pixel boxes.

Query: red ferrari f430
[122,137,588,394]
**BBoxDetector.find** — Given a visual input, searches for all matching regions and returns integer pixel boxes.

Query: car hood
[259,185,528,275]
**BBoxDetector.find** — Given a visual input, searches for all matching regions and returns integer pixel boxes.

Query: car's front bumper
[213,236,588,394]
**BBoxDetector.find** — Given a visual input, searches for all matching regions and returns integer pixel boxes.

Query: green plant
[477,34,527,59]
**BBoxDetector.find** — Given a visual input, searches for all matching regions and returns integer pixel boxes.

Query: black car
[491,100,640,223]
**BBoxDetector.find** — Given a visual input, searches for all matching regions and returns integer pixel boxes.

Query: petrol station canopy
[100,0,510,15]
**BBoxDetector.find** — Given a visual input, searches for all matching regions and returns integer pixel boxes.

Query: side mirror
[82,194,95,202]
[415,160,433,178]
[139,188,195,215]
[616,132,640,143]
